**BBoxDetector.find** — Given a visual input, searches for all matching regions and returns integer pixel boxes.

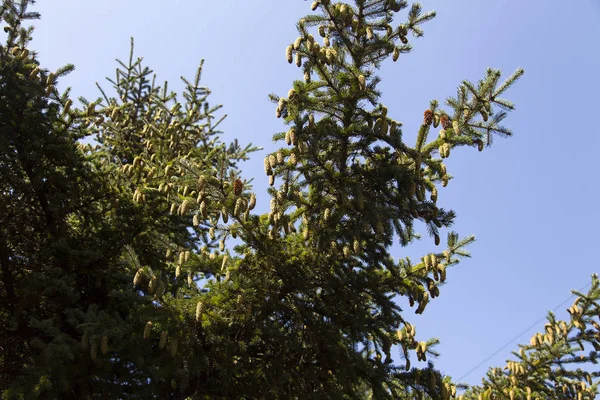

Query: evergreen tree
[460,274,600,400]
[0,0,528,398]
[1,1,259,397]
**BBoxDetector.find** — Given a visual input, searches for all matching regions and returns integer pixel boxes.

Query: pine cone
[234,178,243,196]
[293,37,303,50]
[143,321,153,339]
[221,206,229,224]
[286,45,293,64]
[318,25,326,37]
[423,109,433,126]
[133,268,145,287]
[440,115,451,130]
[289,127,298,145]
[430,187,438,203]
[248,193,257,210]
[358,75,366,91]
[147,276,158,295]
[159,331,168,349]
[452,120,459,134]
[289,153,297,165]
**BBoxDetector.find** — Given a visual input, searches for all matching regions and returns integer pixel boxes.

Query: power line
[457,281,593,382]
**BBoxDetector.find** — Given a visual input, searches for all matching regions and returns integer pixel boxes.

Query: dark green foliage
[0,0,528,399]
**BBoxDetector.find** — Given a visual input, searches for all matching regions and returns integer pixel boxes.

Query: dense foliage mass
[2,0,597,399]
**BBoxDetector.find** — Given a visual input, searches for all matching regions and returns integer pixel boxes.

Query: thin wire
[457,281,593,382]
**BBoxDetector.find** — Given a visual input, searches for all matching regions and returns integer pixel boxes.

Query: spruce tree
[461,274,600,400]
[0,0,528,398]
[1,1,258,397]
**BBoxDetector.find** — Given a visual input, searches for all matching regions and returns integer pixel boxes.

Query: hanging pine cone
[133,268,145,286]
[269,175,275,186]
[430,187,438,203]
[289,127,298,145]
[289,153,297,165]
[358,75,366,91]
[180,200,190,215]
[269,154,277,168]
[196,175,206,191]
[423,255,431,270]
[423,109,433,126]
[143,321,153,339]
[286,45,293,64]
[234,178,243,196]
[392,47,400,62]
[343,246,351,258]
[318,25,326,37]
[293,37,303,50]
[285,129,292,145]
[440,115,451,129]
[311,1,319,11]
[452,120,459,134]
[147,276,158,295]
[248,193,256,210]
[474,139,484,152]
[159,331,168,349]
[437,264,446,283]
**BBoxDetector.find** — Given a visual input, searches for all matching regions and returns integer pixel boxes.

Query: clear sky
[31,0,600,388]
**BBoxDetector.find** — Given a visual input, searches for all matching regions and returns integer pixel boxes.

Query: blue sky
[32,0,600,388]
